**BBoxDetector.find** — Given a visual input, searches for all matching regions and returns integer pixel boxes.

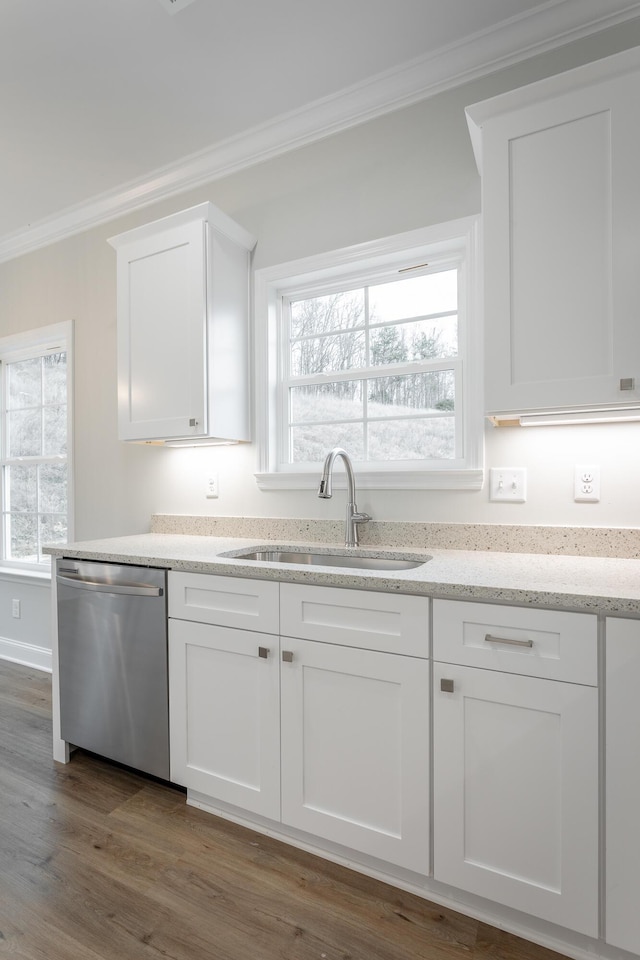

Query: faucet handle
[352,512,371,524]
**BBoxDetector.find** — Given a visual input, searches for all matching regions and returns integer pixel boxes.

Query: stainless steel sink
[222,547,429,571]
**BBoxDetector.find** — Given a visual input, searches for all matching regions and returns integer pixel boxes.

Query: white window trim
[254,218,483,490]
[0,320,74,572]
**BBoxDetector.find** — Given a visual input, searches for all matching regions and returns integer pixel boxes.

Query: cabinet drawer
[169,572,279,634]
[280,583,429,657]
[433,600,597,685]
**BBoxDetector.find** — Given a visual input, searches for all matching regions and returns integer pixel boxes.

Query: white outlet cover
[489,467,527,502]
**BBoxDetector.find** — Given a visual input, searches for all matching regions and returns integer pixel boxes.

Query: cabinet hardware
[258,646,269,659]
[619,377,635,391]
[485,633,533,648]
[440,678,454,693]
[189,418,198,427]
[282,650,294,663]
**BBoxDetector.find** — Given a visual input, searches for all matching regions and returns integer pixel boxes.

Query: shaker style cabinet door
[280,637,430,874]
[169,618,280,820]
[467,51,640,417]
[605,617,640,955]
[433,662,599,937]
[114,218,208,441]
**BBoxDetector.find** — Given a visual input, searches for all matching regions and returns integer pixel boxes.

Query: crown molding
[2,0,640,264]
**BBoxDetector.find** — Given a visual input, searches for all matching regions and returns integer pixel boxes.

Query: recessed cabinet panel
[169,571,279,634]
[281,637,430,874]
[169,618,280,819]
[433,662,598,937]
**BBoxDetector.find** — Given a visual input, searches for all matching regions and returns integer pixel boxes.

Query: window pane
[367,371,455,416]
[7,357,41,410]
[43,405,67,456]
[291,331,365,377]
[39,463,67,513]
[43,353,67,404]
[371,316,457,364]
[5,465,37,512]
[368,418,455,460]
[290,423,364,463]
[290,381,363,423]
[369,270,457,323]
[290,290,364,338]
[40,514,67,552]
[7,514,38,562]
[7,409,41,457]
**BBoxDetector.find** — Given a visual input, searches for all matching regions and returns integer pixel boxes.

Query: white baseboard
[0,636,52,673]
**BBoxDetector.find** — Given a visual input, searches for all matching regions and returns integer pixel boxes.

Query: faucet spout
[317,447,371,547]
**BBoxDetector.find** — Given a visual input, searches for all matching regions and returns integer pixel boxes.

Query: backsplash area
[150,515,640,559]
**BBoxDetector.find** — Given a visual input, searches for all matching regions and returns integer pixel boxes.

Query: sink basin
[222,547,429,571]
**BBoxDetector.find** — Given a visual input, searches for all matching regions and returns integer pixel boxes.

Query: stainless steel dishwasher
[56,558,170,780]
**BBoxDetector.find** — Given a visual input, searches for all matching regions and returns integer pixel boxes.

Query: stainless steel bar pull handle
[258,646,269,659]
[484,633,533,648]
[282,650,294,663]
[56,574,163,597]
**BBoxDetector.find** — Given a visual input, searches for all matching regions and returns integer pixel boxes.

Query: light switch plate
[489,467,527,502]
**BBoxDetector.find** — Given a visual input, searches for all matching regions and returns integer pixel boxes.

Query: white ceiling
[2,0,640,260]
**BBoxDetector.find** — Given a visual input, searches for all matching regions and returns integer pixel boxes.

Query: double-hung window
[255,218,482,490]
[0,322,72,569]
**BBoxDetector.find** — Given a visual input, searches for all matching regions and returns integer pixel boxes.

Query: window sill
[255,469,484,492]
[0,567,52,585]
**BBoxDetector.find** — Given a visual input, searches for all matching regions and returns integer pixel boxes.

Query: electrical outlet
[11,599,20,619]
[205,474,219,499]
[489,467,527,502]
[574,464,600,502]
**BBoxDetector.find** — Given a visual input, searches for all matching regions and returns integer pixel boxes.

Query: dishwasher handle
[56,573,163,597]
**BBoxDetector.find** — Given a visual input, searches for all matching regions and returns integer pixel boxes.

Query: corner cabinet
[108,202,256,443]
[466,46,640,419]
[605,617,640,956]
[432,600,599,937]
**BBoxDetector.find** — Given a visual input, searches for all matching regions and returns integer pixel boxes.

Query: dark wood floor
[0,660,568,960]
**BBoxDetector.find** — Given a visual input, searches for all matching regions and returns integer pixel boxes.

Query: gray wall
[3,21,640,561]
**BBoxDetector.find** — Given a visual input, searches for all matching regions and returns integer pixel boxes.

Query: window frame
[0,321,74,572]
[254,218,483,491]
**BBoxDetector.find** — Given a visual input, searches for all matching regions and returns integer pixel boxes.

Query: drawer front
[433,600,597,685]
[280,583,429,657]
[169,572,279,634]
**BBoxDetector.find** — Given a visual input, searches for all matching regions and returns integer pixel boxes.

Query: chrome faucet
[317,447,371,547]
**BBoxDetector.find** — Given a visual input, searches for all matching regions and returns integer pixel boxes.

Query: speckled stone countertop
[46,531,640,617]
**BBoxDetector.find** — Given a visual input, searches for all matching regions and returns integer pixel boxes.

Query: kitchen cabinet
[605,617,640,955]
[466,46,640,419]
[108,202,256,443]
[168,573,280,818]
[279,583,430,874]
[168,573,430,874]
[432,600,599,937]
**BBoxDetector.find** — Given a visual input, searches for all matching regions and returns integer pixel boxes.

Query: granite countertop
[46,532,640,617]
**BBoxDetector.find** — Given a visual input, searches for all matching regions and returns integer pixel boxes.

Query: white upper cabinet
[109,202,256,443]
[466,47,640,419]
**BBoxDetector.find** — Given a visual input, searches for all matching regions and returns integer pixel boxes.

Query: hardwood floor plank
[0,660,571,960]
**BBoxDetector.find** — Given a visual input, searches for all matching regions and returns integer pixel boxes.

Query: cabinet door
[116,219,208,441]
[280,637,429,874]
[605,618,640,954]
[433,662,598,936]
[169,618,280,819]
[477,68,640,416]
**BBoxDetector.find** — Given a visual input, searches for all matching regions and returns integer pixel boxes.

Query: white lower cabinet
[280,636,430,873]
[432,600,599,938]
[168,573,430,875]
[605,617,640,955]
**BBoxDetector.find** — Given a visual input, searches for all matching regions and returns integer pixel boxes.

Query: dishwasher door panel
[57,560,169,780]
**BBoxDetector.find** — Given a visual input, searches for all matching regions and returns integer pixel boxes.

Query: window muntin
[1,327,71,569]
[282,267,459,466]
